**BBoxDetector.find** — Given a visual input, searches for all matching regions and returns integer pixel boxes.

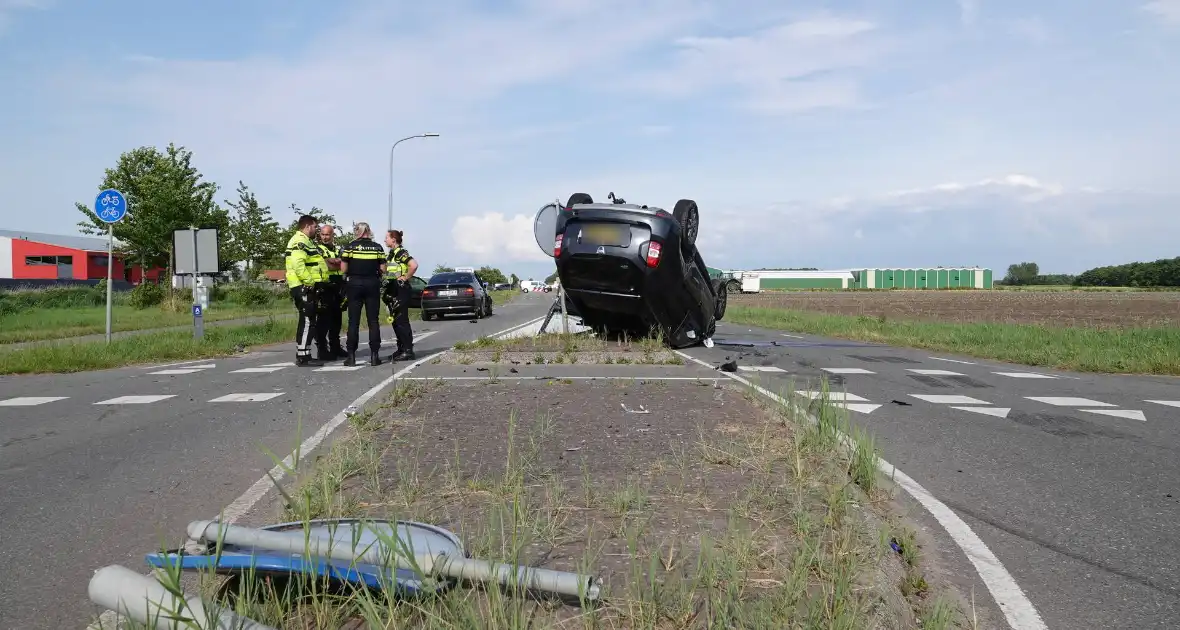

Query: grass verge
[0,318,292,374]
[111,377,976,629]
[0,304,291,344]
[726,305,1180,375]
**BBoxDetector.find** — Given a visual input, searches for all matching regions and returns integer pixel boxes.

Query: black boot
[316,348,335,362]
[370,351,383,366]
[391,349,415,362]
[296,355,324,367]
[334,346,349,359]
[343,351,357,367]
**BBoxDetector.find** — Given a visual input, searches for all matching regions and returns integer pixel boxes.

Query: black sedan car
[419,271,494,320]
[547,192,726,348]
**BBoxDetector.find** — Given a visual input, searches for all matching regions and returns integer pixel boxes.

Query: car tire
[421,310,432,321]
[712,278,728,320]
[673,199,699,251]
[566,192,594,208]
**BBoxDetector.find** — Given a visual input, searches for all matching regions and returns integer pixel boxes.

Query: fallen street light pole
[88,565,277,630]
[186,520,603,602]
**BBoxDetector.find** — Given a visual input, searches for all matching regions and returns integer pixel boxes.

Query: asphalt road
[680,321,1180,630]
[0,292,552,629]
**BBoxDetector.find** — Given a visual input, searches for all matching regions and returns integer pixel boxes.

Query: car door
[408,276,427,308]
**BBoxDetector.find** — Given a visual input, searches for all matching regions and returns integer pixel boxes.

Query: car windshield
[429,272,475,285]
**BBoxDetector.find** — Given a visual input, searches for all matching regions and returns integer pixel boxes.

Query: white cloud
[452,212,551,264]
[0,0,51,34]
[1143,0,1180,25]
[957,0,979,26]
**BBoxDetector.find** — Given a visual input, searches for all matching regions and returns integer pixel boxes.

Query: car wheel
[566,192,594,208]
[673,199,699,251]
[712,279,728,320]
[421,310,432,321]
[725,280,740,294]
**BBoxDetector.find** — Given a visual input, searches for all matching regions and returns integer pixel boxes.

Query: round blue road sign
[94,189,128,223]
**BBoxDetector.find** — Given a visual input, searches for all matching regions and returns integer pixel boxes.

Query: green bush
[128,282,166,309]
[224,283,277,307]
[0,285,107,311]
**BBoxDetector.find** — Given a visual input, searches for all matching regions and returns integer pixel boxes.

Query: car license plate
[581,223,630,247]
[440,289,458,297]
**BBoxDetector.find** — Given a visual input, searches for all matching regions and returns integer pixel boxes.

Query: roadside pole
[191,228,203,339]
[172,227,221,341]
[559,285,569,334]
[94,188,129,344]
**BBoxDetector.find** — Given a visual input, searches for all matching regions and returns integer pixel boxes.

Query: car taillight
[645,241,661,268]
[422,289,435,297]
[465,287,475,295]
[554,233,563,257]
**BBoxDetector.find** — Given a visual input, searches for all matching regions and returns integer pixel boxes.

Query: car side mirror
[532,202,560,258]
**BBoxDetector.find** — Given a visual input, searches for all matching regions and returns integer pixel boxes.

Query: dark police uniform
[284,230,327,366]
[315,239,347,360]
[340,236,386,366]
[384,245,416,361]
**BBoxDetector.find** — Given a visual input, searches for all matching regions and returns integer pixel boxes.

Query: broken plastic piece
[719,360,738,372]
[621,403,650,414]
[703,337,714,348]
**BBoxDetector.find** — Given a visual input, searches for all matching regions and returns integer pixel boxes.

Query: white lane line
[796,391,869,402]
[844,403,883,414]
[993,372,1058,379]
[738,366,787,372]
[140,358,222,370]
[822,367,875,374]
[911,394,991,405]
[261,363,292,368]
[1025,396,1114,407]
[929,356,976,365]
[909,369,965,376]
[148,367,210,375]
[781,333,805,339]
[0,396,69,407]
[1147,400,1180,409]
[232,366,288,373]
[94,395,176,405]
[209,393,286,403]
[1082,409,1146,422]
[675,349,1047,630]
[953,406,1012,418]
[314,365,366,372]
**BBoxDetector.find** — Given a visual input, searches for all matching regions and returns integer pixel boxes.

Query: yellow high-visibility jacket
[285,231,326,288]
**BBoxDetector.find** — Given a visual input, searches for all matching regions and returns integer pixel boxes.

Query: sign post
[172,227,221,340]
[94,189,128,344]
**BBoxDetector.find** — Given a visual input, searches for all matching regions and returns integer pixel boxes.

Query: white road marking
[1082,409,1146,422]
[140,358,222,370]
[314,365,366,372]
[0,396,68,407]
[148,368,209,375]
[209,393,286,403]
[737,366,787,372]
[781,333,805,339]
[796,391,869,402]
[94,395,176,405]
[911,394,991,405]
[929,356,976,365]
[1026,396,1114,407]
[844,403,882,414]
[261,362,292,367]
[993,372,1057,379]
[232,366,288,373]
[1146,400,1180,409]
[953,406,1011,418]
[908,369,965,376]
[675,350,1047,630]
[822,367,876,374]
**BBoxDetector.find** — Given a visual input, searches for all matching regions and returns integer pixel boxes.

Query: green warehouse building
[847,267,993,289]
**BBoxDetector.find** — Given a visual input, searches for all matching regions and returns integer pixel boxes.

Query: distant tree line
[1001,258,1180,287]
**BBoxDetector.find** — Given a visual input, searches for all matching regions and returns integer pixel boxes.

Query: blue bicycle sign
[94,189,128,224]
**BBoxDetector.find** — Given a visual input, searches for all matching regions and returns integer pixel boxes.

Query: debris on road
[620,403,650,414]
[719,359,738,372]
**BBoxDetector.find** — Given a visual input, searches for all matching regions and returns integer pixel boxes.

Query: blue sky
[2,0,1178,282]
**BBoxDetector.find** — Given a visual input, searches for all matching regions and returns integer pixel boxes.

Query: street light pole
[387,133,440,232]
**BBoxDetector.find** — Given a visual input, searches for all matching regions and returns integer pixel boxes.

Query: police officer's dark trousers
[391,280,414,360]
[315,279,345,359]
[346,277,383,360]
[290,285,317,362]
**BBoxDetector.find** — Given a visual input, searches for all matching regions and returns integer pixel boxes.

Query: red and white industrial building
[0,229,165,283]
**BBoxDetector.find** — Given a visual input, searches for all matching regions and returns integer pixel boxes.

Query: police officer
[339,222,386,367]
[383,229,418,361]
[314,224,347,360]
[285,214,328,366]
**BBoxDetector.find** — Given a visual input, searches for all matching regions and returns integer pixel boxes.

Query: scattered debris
[891,400,912,406]
[509,367,519,373]
[719,360,738,372]
[344,405,359,416]
[621,403,650,414]
[890,538,903,554]
[703,337,714,348]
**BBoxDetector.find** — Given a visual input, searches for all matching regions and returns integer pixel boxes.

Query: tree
[510,273,519,287]
[475,266,507,284]
[433,263,455,274]
[284,204,338,235]
[1002,262,1039,286]
[76,144,229,275]
[544,271,559,284]
[224,181,284,278]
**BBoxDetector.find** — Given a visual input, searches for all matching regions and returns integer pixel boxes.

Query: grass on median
[113,377,974,629]
[0,303,291,344]
[726,305,1180,375]
[451,330,683,366]
[0,317,293,374]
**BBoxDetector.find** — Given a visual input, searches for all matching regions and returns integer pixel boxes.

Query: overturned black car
[531,191,727,349]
